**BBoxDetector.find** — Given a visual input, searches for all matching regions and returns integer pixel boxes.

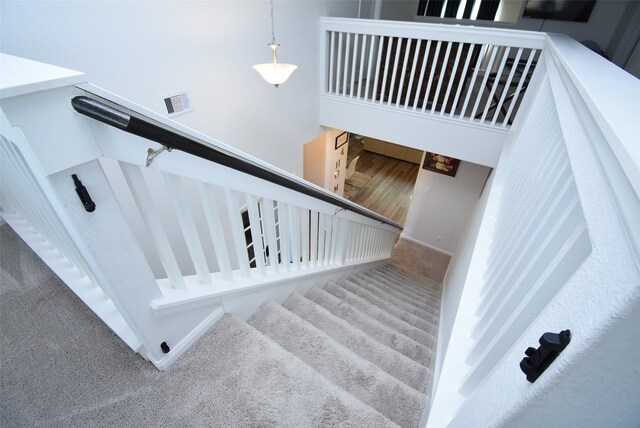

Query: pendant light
[252,0,297,88]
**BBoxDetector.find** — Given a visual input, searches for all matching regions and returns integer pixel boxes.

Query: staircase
[1,221,440,426]
[206,263,441,427]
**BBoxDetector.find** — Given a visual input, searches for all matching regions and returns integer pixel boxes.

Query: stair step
[356,272,441,313]
[323,282,436,344]
[175,314,399,426]
[383,265,442,291]
[349,275,440,317]
[336,279,438,332]
[305,287,433,366]
[283,292,431,393]
[248,300,426,428]
[375,266,442,297]
[362,270,442,301]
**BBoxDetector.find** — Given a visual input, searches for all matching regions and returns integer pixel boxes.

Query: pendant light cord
[270,0,277,45]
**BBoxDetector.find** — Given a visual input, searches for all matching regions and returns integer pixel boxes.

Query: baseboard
[152,306,225,371]
[399,233,453,257]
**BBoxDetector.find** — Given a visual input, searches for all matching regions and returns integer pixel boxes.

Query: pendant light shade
[253,0,297,88]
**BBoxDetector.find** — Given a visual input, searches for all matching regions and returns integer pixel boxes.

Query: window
[417,0,501,21]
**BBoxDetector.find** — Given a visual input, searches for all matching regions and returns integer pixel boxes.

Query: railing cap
[0,53,86,99]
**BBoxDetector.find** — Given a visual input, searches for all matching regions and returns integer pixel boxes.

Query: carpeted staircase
[214,264,442,427]
[1,224,442,427]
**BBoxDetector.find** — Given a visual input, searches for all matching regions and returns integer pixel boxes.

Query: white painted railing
[0,56,400,367]
[321,18,544,128]
[428,34,640,427]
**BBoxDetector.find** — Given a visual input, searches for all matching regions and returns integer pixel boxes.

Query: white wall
[403,159,492,254]
[303,133,327,187]
[0,0,360,175]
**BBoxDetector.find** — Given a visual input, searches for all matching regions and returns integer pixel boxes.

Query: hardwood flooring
[346,139,419,226]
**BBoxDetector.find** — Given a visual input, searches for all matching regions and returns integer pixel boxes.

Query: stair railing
[72,86,401,304]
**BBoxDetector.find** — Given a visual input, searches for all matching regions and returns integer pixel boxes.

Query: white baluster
[197,182,233,281]
[224,188,251,278]
[246,194,267,276]
[164,172,212,286]
[119,163,185,289]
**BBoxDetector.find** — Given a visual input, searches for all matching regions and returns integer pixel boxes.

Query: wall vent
[163,92,192,117]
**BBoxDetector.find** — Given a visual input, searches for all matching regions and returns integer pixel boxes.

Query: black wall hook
[520,330,571,383]
[72,174,96,212]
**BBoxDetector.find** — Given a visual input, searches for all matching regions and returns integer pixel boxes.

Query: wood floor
[346,139,419,226]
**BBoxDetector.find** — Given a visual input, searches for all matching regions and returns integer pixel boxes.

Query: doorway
[343,134,422,226]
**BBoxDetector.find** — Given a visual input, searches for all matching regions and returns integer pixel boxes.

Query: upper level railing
[321,18,545,128]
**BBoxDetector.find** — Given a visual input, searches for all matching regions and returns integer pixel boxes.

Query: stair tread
[248,300,426,428]
[362,269,442,300]
[350,275,440,317]
[337,279,438,332]
[284,292,431,393]
[356,272,441,312]
[323,282,436,344]
[383,265,443,290]
[376,266,443,296]
[305,287,434,366]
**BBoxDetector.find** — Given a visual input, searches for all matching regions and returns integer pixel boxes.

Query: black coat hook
[520,330,571,383]
[72,174,96,212]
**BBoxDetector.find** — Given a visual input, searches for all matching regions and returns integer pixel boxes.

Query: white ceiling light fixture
[252,0,297,88]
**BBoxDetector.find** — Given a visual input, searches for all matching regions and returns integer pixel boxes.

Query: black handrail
[71,95,403,230]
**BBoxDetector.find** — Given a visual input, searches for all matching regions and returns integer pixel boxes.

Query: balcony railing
[321,18,545,128]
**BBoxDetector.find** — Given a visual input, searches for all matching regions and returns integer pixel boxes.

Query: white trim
[400,233,454,257]
[152,306,224,371]
[151,259,389,317]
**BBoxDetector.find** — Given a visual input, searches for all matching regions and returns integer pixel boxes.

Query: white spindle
[324,215,334,264]
[470,45,499,120]
[164,173,212,286]
[343,33,351,97]
[310,211,319,266]
[480,47,511,123]
[290,206,302,269]
[396,38,412,107]
[388,37,404,106]
[301,208,310,268]
[357,34,367,99]
[431,41,453,114]
[491,48,523,125]
[379,36,394,104]
[224,188,252,278]
[364,35,377,101]
[246,194,267,275]
[197,182,233,281]
[422,40,443,112]
[336,32,343,94]
[449,43,476,117]
[372,36,384,102]
[261,198,280,273]
[441,41,464,115]
[350,33,359,98]
[328,31,335,94]
[404,39,421,109]
[413,40,432,110]
[460,44,485,118]
[120,163,186,289]
[278,202,293,271]
[317,213,327,265]
[502,49,537,127]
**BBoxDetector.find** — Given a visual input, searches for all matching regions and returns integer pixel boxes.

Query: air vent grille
[163,92,192,117]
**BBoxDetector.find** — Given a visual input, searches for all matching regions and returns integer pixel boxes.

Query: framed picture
[335,131,348,150]
[422,152,460,177]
